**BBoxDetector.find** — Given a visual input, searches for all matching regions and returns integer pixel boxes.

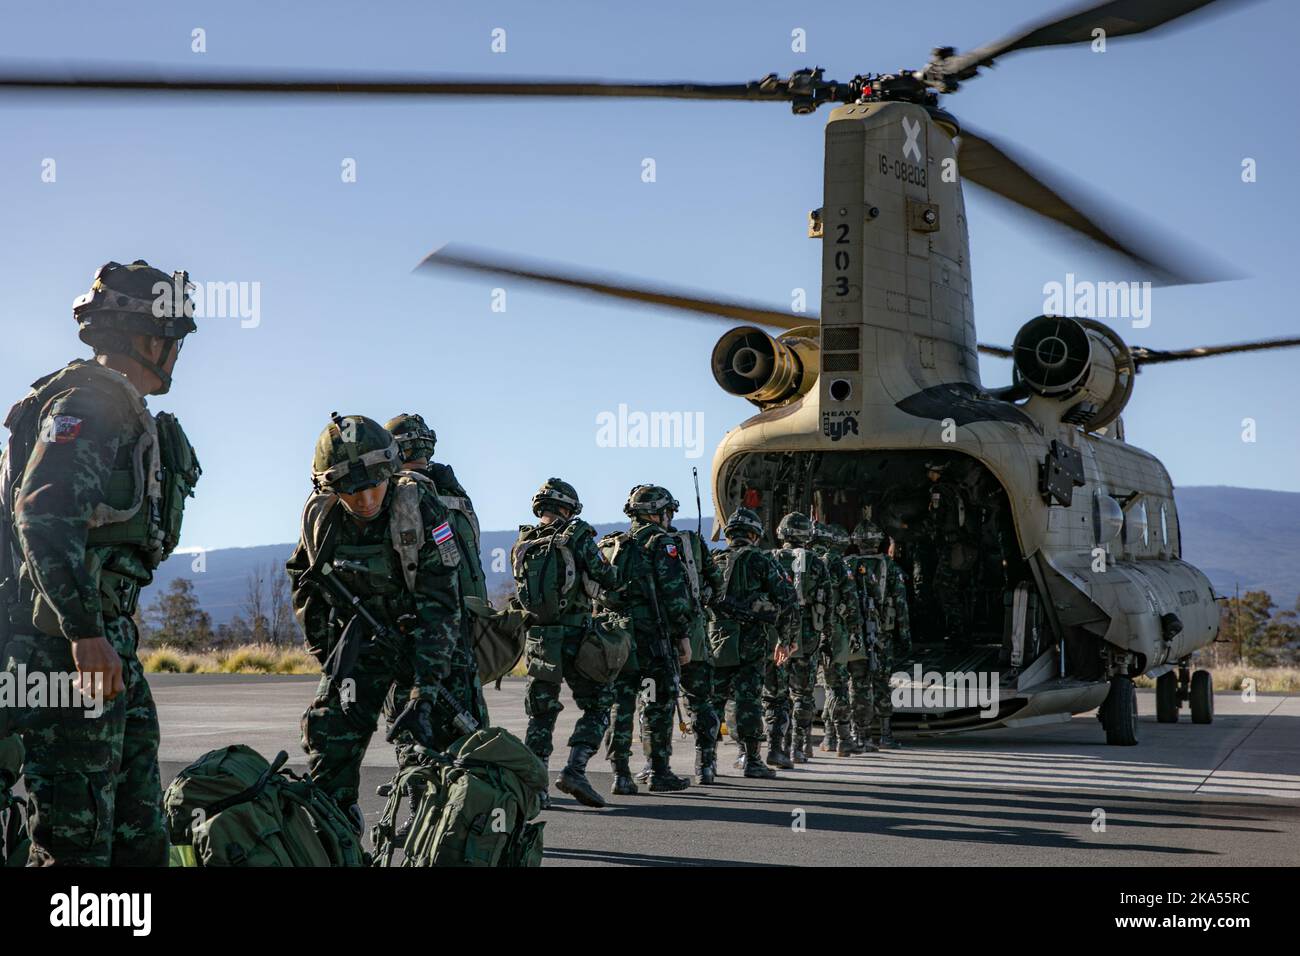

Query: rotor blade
[415,246,815,331]
[1132,335,1300,366]
[0,65,809,103]
[958,125,1233,285]
[938,0,1255,81]
[977,343,1014,359]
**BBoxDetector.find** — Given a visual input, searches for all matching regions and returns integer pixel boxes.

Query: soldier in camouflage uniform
[666,506,724,784]
[761,532,800,770]
[770,513,830,763]
[707,508,797,779]
[813,521,863,756]
[382,412,489,754]
[512,479,621,808]
[600,485,693,794]
[287,414,484,827]
[852,520,912,748]
[0,260,200,865]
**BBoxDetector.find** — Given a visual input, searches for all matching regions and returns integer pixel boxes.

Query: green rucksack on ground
[0,733,30,868]
[373,727,547,867]
[164,745,368,867]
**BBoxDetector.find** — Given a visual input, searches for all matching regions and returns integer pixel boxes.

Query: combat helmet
[776,512,814,545]
[827,523,851,552]
[311,413,401,494]
[72,259,197,393]
[385,413,437,463]
[851,519,886,555]
[724,507,764,542]
[811,521,833,548]
[532,477,582,518]
[623,484,679,518]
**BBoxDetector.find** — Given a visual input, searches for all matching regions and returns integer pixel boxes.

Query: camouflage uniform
[708,509,796,778]
[511,480,621,809]
[814,524,862,755]
[602,486,694,793]
[670,524,724,784]
[382,413,489,758]
[287,416,483,815]
[770,513,830,762]
[0,260,199,866]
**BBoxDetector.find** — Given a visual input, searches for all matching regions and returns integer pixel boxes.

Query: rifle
[302,530,478,739]
[692,466,702,538]
[641,567,682,698]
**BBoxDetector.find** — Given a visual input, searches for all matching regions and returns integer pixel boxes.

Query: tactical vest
[299,473,460,603]
[425,468,486,604]
[862,554,898,632]
[1,361,199,629]
[670,528,710,660]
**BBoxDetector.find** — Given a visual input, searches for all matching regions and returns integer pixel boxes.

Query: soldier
[813,521,862,756]
[666,503,724,785]
[382,413,490,751]
[924,461,974,642]
[708,508,797,779]
[0,259,200,865]
[761,532,800,770]
[286,414,484,828]
[385,413,486,606]
[599,485,693,794]
[770,513,831,763]
[852,520,912,749]
[512,479,621,808]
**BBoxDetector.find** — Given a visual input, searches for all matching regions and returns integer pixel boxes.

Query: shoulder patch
[43,414,83,444]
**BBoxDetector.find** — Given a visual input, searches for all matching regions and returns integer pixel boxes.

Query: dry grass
[1134,666,1300,693]
[142,643,319,675]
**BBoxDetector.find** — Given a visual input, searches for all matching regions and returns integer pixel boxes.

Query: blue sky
[1,0,1296,551]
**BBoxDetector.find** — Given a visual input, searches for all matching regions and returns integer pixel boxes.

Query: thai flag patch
[432,521,454,545]
[45,415,83,444]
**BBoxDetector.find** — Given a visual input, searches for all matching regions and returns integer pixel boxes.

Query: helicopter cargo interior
[720,447,1085,731]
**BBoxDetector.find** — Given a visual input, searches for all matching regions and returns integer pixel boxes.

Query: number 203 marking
[833,221,851,296]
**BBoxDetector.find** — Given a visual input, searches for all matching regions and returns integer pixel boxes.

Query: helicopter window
[1160,503,1169,548]
[1139,501,1150,548]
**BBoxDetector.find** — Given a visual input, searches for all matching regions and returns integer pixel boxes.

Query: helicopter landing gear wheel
[1101,675,1139,746]
[1190,670,1214,724]
[1155,671,1180,723]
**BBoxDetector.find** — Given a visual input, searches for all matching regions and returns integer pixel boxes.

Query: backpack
[164,745,368,867]
[511,520,593,626]
[0,733,30,867]
[376,728,547,867]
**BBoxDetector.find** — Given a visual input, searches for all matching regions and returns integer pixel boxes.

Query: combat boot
[766,736,794,769]
[696,747,717,786]
[836,735,855,757]
[791,726,809,764]
[634,757,654,785]
[743,740,778,779]
[611,757,639,795]
[556,745,606,808]
[878,717,903,750]
[648,754,691,792]
[855,735,879,755]
[801,724,814,760]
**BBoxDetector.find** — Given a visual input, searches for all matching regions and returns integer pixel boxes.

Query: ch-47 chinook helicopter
[5,0,1294,745]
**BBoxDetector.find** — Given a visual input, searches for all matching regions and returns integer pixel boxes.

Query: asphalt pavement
[149,674,1300,866]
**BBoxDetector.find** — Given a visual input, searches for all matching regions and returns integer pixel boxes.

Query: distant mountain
[147,487,1300,624]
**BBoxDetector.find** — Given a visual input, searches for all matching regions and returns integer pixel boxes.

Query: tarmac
[150,674,1300,866]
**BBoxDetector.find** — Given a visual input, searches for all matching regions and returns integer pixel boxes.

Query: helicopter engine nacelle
[711,325,820,409]
[1012,315,1135,432]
